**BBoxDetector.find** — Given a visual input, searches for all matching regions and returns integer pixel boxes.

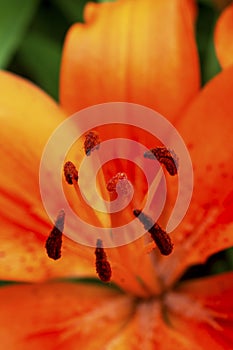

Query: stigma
[45,210,65,260]
[133,209,174,255]
[106,172,133,196]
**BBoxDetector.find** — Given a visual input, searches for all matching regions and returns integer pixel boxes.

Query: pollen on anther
[64,161,79,185]
[95,239,112,282]
[133,209,173,255]
[144,146,178,176]
[84,130,101,156]
[45,210,65,260]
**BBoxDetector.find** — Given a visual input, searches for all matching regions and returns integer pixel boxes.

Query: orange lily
[0,0,233,349]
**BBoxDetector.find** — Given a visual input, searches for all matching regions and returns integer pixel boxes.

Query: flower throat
[45,130,178,283]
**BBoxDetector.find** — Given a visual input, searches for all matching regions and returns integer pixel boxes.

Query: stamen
[133,209,174,256]
[106,172,127,192]
[64,161,79,185]
[133,209,154,230]
[84,130,100,156]
[95,238,112,282]
[144,147,178,176]
[45,210,65,260]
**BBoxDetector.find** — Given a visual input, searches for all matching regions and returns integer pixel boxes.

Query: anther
[95,238,112,282]
[150,223,174,255]
[144,147,178,176]
[133,209,173,255]
[106,172,127,192]
[64,161,79,185]
[84,131,100,156]
[45,210,65,260]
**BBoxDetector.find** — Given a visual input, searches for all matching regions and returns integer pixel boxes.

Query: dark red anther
[149,223,174,256]
[95,239,112,282]
[84,131,100,156]
[144,147,178,176]
[45,210,65,260]
[64,161,79,185]
[133,209,173,256]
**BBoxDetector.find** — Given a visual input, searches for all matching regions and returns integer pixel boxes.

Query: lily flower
[0,0,233,349]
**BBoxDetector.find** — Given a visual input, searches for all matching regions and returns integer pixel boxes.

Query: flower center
[45,129,179,297]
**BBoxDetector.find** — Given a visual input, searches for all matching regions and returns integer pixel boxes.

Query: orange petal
[0,71,94,281]
[0,282,134,350]
[157,66,233,287]
[166,273,233,349]
[214,3,233,68]
[60,0,200,121]
[1,278,231,350]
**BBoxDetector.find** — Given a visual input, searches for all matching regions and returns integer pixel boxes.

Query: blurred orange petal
[186,0,198,23]
[0,71,94,281]
[0,216,96,281]
[60,0,200,121]
[0,282,134,350]
[157,66,233,286]
[166,273,233,349]
[0,280,224,350]
[214,3,233,68]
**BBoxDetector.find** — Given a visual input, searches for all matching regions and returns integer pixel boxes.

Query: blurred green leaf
[198,0,214,6]
[202,31,221,84]
[9,1,72,99]
[16,31,62,100]
[211,260,229,274]
[30,2,70,43]
[196,3,221,85]
[52,0,89,23]
[0,0,40,68]
[198,0,232,10]
[226,248,233,268]
[98,0,116,2]
[0,281,26,287]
